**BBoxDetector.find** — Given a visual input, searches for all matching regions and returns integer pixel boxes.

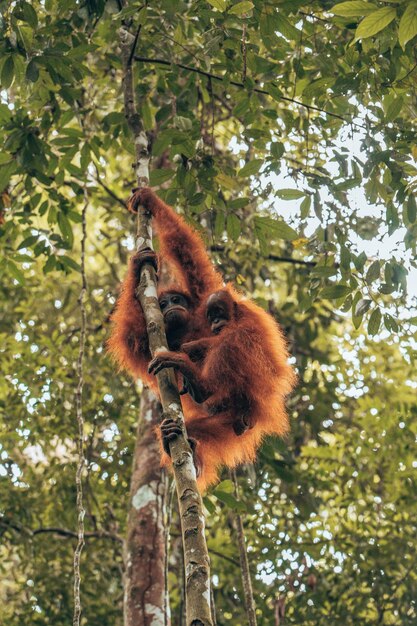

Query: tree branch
[0,520,123,543]
[34,527,123,542]
[210,245,316,268]
[134,56,366,129]
[94,166,127,209]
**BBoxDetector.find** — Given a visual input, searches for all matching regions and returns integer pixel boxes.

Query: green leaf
[311,266,338,278]
[202,496,216,515]
[213,490,246,512]
[254,216,298,242]
[18,235,39,250]
[215,479,234,493]
[102,112,125,127]
[273,14,301,40]
[152,131,174,157]
[384,313,398,332]
[399,2,417,48]
[0,103,12,124]
[113,4,144,20]
[18,24,34,52]
[13,253,33,263]
[0,153,12,165]
[0,161,17,193]
[271,141,284,159]
[340,245,351,270]
[67,44,99,58]
[267,83,283,102]
[57,212,74,247]
[214,210,225,238]
[379,283,395,295]
[141,100,154,131]
[355,298,372,316]
[331,1,376,18]
[353,251,367,271]
[60,255,81,272]
[355,7,396,40]
[368,307,382,335]
[351,291,363,328]
[21,1,39,27]
[43,254,56,274]
[189,192,205,207]
[232,96,251,117]
[407,195,416,223]
[276,188,305,200]
[26,59,39,82]
[321,284,351,299]
[238,159,263,177]
[149,169,175,185]
[226,213,241,241]
[7,260,25,285]
[300,195,311,219]
[229,1,254,16]
[260,13,279,50]
[207,0,226,11]
[1,57,15,89]
[174,116,193,131]
[366,260,380,283]
[33,240,46,257]
[385,96,403,121]
[229,197,249,209]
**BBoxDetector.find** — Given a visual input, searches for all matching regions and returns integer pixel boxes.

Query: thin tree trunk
[231,470,257,626]
[134,206,213,626]
[119,18,213,626]
[124,388,170,626]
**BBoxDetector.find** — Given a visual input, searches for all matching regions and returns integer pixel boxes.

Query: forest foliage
[1,0,416,624]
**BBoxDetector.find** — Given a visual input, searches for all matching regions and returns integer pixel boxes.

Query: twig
[165,480,175,626]
[0,519,123,542]
[34,527,123,542]
[231,470,257,626]
[94,168,127,208]
[210,245,316,267]
[299,10,331,24]
[73,186,88,626]
[241,19,247,84]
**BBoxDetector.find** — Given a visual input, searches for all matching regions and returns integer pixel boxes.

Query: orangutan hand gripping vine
[108,188,296,490]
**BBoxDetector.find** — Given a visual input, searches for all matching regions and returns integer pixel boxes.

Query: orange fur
[107,188,223,388]
[108,189,296,492]
[157,285,296,491]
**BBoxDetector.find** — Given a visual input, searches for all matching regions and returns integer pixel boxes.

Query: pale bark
[134,214,213,626]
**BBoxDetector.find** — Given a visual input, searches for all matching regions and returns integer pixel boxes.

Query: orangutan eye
[159,299,167,310]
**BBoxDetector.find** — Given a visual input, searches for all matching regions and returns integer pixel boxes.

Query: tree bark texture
[124,388,170,626]
[134,212,213,626]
